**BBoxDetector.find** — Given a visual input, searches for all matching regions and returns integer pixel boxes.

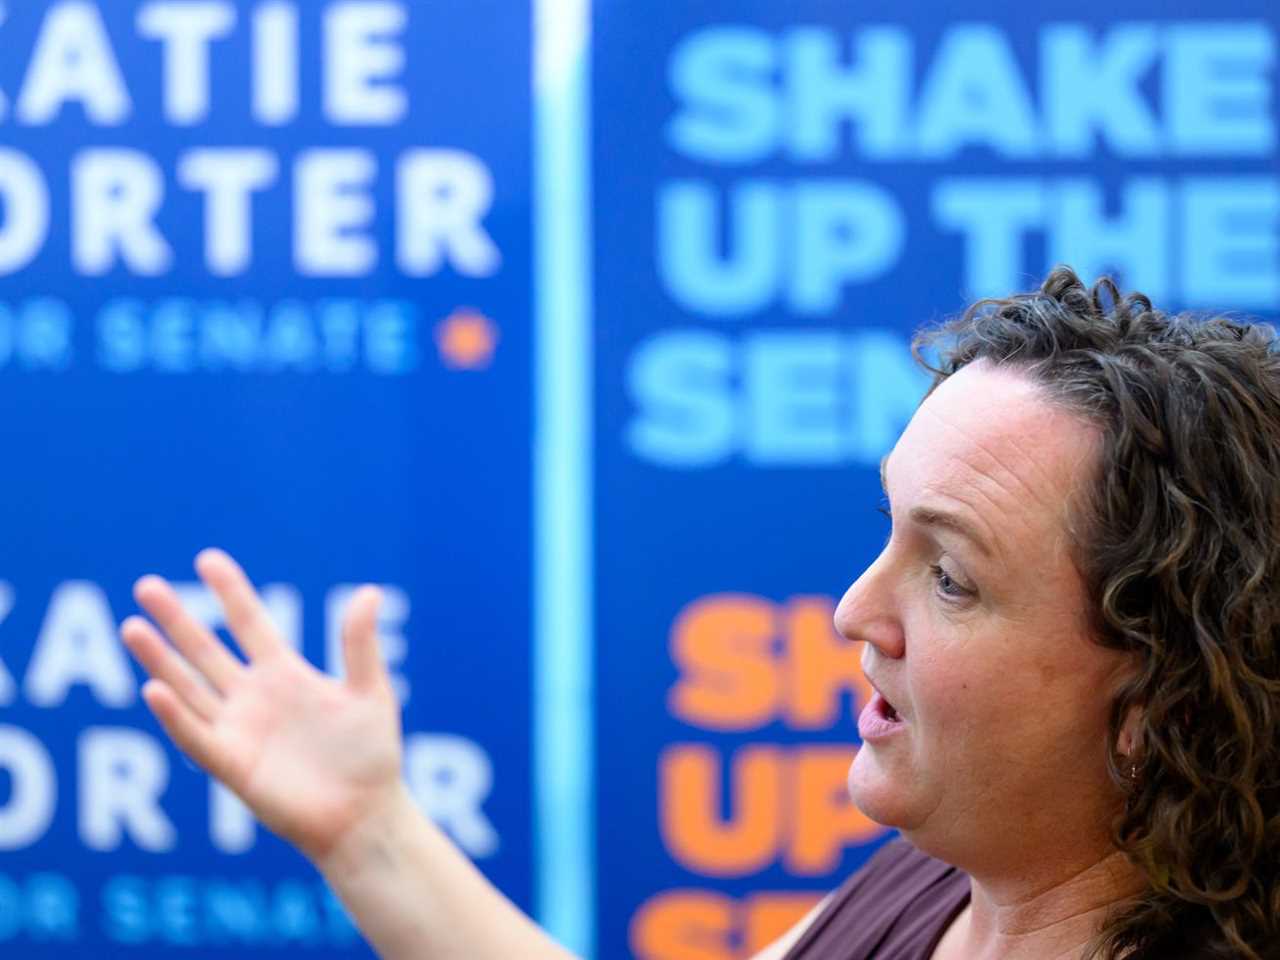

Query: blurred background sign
[0,1,1277,958]
[0,2,531,957]
[591,2,1278,958]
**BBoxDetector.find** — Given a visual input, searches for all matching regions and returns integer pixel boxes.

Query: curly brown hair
[912,267,1280,960]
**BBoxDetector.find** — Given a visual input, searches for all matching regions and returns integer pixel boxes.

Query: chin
[846,747,913,828]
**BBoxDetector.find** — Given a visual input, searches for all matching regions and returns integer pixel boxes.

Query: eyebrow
[880,455,996,559]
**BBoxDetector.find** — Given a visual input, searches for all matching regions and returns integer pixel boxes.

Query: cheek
[909,633,1115,763]
[906,643,993,736]
[905,617,1081,737]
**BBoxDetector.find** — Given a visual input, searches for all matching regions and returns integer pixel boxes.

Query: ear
[1117,703,1144,758]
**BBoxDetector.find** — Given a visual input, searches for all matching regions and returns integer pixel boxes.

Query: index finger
[132,576,243,693]
[194,548,281,661]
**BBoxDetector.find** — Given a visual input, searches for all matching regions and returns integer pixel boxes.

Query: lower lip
[858,691,906,742]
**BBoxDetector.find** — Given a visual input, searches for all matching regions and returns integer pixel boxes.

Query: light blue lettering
[102,875,151,944]
[156,876,198,945]
[1181,177,1280,309]
[152,298,197,372]
[784,27,911,160]
[318,299,361,372]
[98,874,359,947]
[204,880,266,944]
[0,873,78,941]
[627,331,734,467]
[667,27,778,162]
[1166,23,1276,156]
[365,300,418,374]
[198,301,263,370]
[932,178,1045,297]
[1048,179,1171,301]
[263,300,319,371]
[1041,24,1161,157]
[16,297,72,370]
[916,25,1039,158]
[271,881,320,944]
[93,299,412,374]
[27,873,77,941]
[97,300,149,371]
[744,332,843,464]
[96,299,147,372]
[626,330,922,468]
[658,179,780,316]
[849,330,929,462]
[790,181,904,313]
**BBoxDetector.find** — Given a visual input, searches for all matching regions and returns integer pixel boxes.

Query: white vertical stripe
[533,0,595,955]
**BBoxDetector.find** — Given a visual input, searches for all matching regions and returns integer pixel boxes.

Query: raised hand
[121,548,404,862]
[124,549,580,960]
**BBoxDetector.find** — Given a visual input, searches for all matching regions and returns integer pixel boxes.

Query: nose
[833,549,905,659]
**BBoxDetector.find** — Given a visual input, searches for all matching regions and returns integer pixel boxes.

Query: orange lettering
[630,890,734,960]
[784,597,870,728]
[788,746,882,873]
[661,744,782,875]
[630,889,828,960]
[669,595,780,730]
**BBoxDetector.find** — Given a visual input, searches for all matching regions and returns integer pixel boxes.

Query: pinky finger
[141,679,225,779]
[341,585,386,693]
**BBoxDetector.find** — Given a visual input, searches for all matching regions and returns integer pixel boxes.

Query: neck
[944,847,1144,960]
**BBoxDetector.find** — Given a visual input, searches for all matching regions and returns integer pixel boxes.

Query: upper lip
[864,675,899,712]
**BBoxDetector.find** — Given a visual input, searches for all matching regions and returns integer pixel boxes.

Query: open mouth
[858,689,906,740]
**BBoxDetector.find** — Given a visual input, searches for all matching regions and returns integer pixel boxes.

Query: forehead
[886,362,1098,555]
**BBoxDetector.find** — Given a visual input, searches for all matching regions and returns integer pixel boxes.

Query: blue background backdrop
[0,2,1277,958]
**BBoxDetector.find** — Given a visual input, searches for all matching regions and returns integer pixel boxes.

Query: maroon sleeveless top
[781,839,1236,959]
[781,838,970,960]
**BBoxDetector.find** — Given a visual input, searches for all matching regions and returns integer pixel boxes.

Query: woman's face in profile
[837,360,1133,868]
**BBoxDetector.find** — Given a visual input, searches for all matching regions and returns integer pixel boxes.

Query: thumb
[341,585,386,691]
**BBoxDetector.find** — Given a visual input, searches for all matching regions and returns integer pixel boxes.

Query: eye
[930,563,973,601]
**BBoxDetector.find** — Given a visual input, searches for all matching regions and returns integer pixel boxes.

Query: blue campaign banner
[592,2,1280,958]
[1,2,1278,957]
[0,2,531,956]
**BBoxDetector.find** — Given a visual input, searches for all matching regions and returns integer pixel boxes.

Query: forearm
[318,784,579,960]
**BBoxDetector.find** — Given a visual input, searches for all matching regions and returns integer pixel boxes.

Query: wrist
[314,781,422,882]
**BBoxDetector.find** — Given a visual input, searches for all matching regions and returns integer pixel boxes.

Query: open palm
[121,548,404,862]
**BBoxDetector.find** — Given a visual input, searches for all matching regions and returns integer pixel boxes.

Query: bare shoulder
[747,894,834,960]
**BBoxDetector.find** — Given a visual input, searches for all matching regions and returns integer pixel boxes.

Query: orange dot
[435,309,498,369]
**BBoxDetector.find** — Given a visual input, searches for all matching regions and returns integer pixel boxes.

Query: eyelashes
[929,564,973,600]
[875,503,975,602]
